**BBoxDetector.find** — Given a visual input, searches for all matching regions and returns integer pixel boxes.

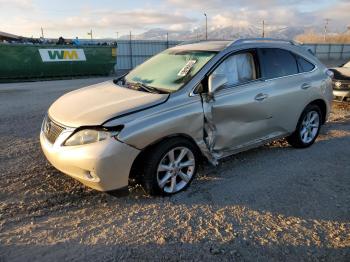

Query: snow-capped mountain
[118,25,310,41]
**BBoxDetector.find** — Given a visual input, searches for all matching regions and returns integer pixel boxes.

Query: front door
[202,50,279,154]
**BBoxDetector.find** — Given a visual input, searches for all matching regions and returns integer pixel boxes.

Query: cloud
[316,1,350,28]
[169,23,189,31]
[0,0,349,38]
[167,0,223,10]
[167,0,311,11]
[0,0,33,9]
[0,9,197,38]
[50,9,196,30]
[206,7,316,31]
[167,0,348,31]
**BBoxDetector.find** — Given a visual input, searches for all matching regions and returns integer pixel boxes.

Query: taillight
[325,69,334,79]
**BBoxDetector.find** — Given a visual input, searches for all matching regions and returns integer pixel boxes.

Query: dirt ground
[0,78,349,261]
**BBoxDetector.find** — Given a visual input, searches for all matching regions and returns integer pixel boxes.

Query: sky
[0,0,349,39]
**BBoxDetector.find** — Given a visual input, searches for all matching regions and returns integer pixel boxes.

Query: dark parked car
[330,60,350,101]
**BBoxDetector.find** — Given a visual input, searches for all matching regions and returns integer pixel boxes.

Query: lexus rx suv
[40,38,333,195]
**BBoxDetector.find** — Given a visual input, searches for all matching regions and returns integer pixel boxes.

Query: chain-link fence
[116,40,350,70]
[305,43,350,60]
[116,40,180,70]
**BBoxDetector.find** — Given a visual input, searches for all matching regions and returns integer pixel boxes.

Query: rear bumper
[40,131,140,191]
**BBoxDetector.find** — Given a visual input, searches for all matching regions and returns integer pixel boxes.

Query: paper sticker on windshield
[178,60,197,77]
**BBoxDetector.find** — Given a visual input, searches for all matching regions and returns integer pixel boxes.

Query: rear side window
[295,55,315,73]
[259,48,298,79]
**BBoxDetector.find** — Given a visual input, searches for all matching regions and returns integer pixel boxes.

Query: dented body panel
[49,80,168,127]
[202,80,277,155]
[105,94,205,151]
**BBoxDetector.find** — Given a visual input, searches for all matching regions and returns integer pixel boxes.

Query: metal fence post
[340,43,344,60]
[129,32,133,69]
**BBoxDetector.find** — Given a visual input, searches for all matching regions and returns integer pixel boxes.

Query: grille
[333,80,350,91]
[43,117,65,144]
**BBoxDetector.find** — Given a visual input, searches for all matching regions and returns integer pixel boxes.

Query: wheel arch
[307,99,327,124]
[129,133,202,181]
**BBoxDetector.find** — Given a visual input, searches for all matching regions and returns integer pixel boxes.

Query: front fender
[104,95,203,148]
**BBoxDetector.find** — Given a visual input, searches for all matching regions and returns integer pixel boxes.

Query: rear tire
[142,138,200,196]
[287,104,322,148]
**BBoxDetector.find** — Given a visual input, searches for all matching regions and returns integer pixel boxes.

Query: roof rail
[178,39,232,46]
[178,40,202,46]
[232,38,299,46]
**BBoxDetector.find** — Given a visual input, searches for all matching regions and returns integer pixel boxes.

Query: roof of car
[170,38,299,52]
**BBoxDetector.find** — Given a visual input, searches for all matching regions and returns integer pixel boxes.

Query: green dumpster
[0,43,117,80]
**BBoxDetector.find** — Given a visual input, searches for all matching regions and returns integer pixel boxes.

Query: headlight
[335,81,342,88]
[64,129,119,146]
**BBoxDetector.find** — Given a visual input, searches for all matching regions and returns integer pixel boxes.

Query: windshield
[124,50,217,93]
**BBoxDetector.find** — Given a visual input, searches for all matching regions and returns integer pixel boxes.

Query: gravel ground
[0,78,349,262]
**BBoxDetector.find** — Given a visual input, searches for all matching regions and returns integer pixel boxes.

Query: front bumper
[333,89,350,101]
[40,131,140,191]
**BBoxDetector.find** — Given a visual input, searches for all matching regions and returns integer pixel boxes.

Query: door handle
[301,83,312,89]
[255,93,268,101]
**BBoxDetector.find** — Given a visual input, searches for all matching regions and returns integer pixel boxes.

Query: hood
[330,67,350,80]
[48,80,168,127]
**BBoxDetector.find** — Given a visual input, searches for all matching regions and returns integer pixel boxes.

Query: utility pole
[40,27,44,38]
[262,20,265,38]
[324,18,330,42]
[87,29,93,41]
[166,32,169,48]
[204,13,208,40]
[129,31,133,69]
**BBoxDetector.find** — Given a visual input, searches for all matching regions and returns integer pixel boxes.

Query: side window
[296,55,315,73]
[212,52,256,87]
[259,48,298,79]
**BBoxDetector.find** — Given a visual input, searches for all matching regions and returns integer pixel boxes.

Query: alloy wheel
[300,110,320,144]
[156,146,195,193]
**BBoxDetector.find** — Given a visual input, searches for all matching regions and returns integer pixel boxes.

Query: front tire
[287,104,322,148]
[142,138,200,196]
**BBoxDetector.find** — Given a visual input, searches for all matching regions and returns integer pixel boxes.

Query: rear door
[257,48,317,133]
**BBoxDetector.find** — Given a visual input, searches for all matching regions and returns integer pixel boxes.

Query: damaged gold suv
[40,38,333,195]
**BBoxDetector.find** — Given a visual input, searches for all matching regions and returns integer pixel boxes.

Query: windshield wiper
[133,82,171,94]
[122,79,169,94]
[135,82,161,93]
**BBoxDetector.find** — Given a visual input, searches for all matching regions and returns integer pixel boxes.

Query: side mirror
[208,73,228,95]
